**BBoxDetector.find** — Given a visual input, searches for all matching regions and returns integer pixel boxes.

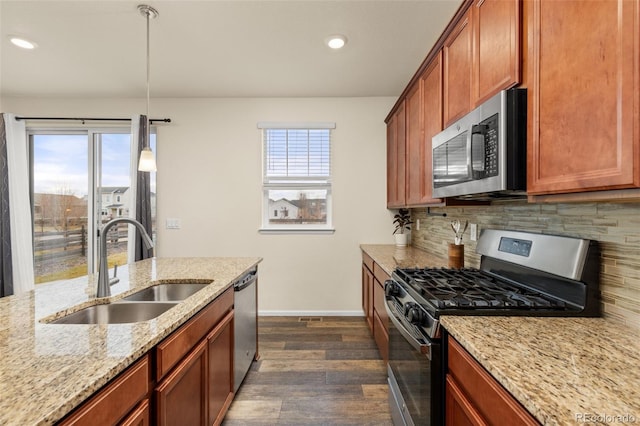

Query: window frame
[258,122,335,234]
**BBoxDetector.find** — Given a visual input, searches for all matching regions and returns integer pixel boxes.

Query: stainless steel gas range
[384,229,600,426]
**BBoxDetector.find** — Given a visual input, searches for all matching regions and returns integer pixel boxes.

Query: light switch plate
[166,218,181,229]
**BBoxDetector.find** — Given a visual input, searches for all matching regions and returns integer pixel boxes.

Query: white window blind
[264,129,331,182]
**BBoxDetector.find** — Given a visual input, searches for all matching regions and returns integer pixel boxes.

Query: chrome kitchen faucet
[97,218,154,298]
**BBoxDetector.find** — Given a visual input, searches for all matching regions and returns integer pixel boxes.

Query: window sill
[258,228,335,235]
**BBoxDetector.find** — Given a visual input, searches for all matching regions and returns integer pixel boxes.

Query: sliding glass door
[29,129,156,285]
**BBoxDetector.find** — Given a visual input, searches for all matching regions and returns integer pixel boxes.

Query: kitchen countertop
[360,244,640,425]
[442,316,640,425]
[360,244,446,275]
[0,256,262,426]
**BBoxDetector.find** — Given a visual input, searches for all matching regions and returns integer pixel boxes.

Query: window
[29,128,157,284]
[259,122,334,233]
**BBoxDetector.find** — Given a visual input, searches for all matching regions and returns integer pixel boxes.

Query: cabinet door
[444,10,473,126]
[362,264,374,331]
[446,375,488,426]
[527,0,639,195]
[156,340,207,426]
[420,51,444,204]
[472,0,520,106]
[387,102,406,208]
[372,277,389,363]
[405,81,424,206]
[208,311,234,426]
[120,399,150,426]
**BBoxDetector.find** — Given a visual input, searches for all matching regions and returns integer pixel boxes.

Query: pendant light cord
[145,8,150,132]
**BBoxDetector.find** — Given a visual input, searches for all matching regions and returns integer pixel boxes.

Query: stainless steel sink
[50,302,178,324]
[118,283,209,302]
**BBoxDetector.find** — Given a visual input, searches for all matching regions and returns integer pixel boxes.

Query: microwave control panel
[482,113,499,177]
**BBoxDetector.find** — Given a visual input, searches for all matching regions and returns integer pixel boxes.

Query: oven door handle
[385,298,432,359]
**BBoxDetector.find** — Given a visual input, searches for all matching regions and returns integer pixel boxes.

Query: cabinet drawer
[373,263,390,286]
[448,338,539,425]
[59,355,150,426]
[156,287,233,379]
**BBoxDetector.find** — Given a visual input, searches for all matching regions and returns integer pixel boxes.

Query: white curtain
[4,113,35,294]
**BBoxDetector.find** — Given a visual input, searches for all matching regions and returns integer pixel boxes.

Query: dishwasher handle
[234,269,257,291]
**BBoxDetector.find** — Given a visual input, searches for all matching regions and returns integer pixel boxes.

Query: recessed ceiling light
[9,36,37,50]
[326,35,347,50]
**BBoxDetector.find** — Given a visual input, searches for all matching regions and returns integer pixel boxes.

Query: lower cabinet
[446,337,539,426]
[156,340,208,425]
[58,355,151,426]
[58,286,237,426]
[155,287,235,426]
[361,251,390,363]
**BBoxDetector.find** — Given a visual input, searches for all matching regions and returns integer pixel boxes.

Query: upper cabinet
[387,0,520,208]
[444,0,521,127]
[387,101,406,208]
[443,10,473,127]
[472,0,521,106]
[526,0,640,197]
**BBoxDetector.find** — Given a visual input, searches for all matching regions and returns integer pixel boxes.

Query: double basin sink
[50,283,210,325]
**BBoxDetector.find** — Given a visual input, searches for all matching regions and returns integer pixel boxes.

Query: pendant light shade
[138,146,157,172]
[137,4,158,172]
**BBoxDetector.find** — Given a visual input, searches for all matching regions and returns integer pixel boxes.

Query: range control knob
[385,281,400,297]
[405,302,424,325]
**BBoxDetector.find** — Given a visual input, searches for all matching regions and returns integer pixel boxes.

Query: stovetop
[395,267,568,310]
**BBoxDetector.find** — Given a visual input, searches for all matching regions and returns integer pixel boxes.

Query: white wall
[4,96,396,315]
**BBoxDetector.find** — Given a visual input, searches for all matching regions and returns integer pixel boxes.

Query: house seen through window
[260,123,334,232]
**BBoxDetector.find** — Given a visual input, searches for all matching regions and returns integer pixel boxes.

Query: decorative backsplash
[410,201,640,330]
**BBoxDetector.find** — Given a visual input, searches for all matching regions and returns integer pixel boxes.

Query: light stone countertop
[360,244,640,425]
[442,316,640,425]
[360,244,447,276]
[0,256,262,426]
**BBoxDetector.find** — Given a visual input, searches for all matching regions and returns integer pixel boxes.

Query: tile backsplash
[410,201,640,330]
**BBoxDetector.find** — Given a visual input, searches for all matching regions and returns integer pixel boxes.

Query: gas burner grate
[397,267,567,310]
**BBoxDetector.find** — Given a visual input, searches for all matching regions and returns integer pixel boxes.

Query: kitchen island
[0,256,261,425]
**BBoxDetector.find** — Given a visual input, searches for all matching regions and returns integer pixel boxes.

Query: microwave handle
[465,125,474,178]
[471,124,488,176]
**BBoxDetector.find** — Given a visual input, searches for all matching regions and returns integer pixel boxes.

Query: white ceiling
[0,0,462,99]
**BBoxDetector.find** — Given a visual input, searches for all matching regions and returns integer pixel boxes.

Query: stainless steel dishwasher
[234,268,257,392]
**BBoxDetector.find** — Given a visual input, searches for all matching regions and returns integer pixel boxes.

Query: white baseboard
[258,310,365,317]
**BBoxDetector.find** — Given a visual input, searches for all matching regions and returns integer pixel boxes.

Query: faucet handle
[109,264,120,286]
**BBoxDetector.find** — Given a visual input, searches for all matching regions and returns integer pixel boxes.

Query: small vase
[394,233,409,247]
[448,243,464,268]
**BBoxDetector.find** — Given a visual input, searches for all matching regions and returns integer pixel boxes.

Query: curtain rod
[14,116,171,124]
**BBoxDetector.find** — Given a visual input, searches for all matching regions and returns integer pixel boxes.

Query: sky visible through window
[33,133,156,197]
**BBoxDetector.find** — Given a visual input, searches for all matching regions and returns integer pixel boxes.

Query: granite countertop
[0,257,262,426]
[361,244,640,425]
[360,244,447,275]
[442,316,640,425]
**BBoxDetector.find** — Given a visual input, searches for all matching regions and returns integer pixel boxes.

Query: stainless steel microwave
[432,88,527,199]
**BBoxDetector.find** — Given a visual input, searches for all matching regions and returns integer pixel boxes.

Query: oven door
[386,298,442,426]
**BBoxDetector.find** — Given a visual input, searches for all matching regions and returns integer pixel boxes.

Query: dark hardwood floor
[222,316,393,426]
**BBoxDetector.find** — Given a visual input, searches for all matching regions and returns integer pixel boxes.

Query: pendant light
[137,4,158,172]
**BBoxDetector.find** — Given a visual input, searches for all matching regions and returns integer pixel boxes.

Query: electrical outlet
[470,223,478,241]
[416,219,420,231]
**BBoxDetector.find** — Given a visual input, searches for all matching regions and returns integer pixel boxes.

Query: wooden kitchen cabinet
[387,101,406,208]
[207,311,234,426]
[120,399,150,426]
[471,0,521,106]
[155,287,235,426]
[443,10,473,126]
[361,252,389,362]
[526,0,640,198]
[405,81,424,206]
[57,355,151,426]
[446,337,539,426]
[419,51,445,205]
[362,256,374,330]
